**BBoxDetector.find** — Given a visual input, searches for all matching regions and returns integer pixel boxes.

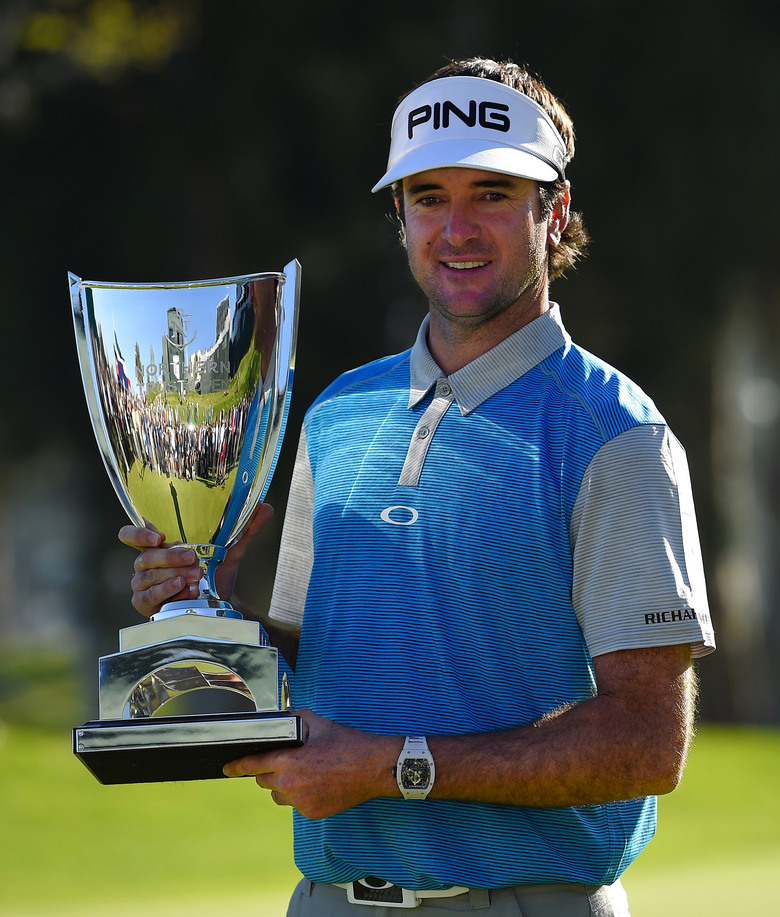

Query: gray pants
[286,878,630,917]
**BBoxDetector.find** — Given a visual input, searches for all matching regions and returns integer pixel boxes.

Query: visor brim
[371,140,560,193]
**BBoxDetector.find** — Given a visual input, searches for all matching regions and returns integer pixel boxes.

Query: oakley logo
[380,505,419,526]
[408,100,510,139]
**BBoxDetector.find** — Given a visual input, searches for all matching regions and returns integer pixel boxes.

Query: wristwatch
[394,736,435,799]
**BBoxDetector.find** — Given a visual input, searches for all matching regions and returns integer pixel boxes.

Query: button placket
[398,382,456,487]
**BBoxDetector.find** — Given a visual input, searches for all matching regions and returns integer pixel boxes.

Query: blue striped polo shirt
[269,305,714,890]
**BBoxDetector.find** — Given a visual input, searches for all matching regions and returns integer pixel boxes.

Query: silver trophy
[70,260,302,784]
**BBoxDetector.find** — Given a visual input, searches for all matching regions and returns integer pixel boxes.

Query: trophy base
[73,711,303,785]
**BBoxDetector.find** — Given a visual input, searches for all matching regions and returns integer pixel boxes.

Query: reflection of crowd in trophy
[86,277,277,492]
[91,325,258,488]
[120,390,253,487]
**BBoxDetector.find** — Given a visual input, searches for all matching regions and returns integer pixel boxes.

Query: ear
[393,190,407,248]
[547,181,571,248]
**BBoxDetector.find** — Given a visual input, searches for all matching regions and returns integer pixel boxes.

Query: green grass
[124,460,237,544]
[0,724,777,916]
[151,347,261,417]
[622,725,780,916]
[0,724,302,916]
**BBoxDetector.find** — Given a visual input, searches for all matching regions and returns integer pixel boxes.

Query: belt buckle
[347,878,420,908]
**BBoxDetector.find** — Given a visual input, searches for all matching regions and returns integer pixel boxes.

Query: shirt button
[418,427,430,439]
[439,383,452,396]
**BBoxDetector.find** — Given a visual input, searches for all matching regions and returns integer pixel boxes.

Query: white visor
[372,75,567,193]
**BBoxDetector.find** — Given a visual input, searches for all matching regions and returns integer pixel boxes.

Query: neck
[426,293,550,376]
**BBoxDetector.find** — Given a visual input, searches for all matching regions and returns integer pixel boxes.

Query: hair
[390,58,589,281]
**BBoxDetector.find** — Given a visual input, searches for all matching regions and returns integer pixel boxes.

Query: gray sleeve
[571,424,716,658]
[267,427,314,627]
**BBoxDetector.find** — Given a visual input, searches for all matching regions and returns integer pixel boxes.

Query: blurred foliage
[0,0,199,123]
[21,0,195,80]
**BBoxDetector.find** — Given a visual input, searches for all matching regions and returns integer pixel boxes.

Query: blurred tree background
[1,0,779,730]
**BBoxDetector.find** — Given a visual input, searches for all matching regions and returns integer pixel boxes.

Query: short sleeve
[268,427,314,627]
[571,424,716,658]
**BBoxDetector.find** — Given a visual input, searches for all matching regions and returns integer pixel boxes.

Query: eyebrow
[406,177,520,196]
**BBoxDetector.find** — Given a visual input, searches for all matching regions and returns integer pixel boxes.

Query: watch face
[400,757,431,789]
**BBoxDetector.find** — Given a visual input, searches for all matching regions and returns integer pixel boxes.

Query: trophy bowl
[70,260,303,784]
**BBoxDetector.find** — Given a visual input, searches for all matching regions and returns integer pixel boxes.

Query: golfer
[123,57,716,916]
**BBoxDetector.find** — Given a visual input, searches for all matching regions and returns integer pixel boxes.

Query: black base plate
[73,711,303,785]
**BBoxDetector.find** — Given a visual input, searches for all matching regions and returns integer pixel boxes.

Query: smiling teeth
[445,261,488,269]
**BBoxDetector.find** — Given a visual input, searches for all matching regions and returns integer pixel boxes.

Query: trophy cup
[70,260,302,784]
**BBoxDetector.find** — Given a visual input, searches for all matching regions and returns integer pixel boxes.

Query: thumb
[215,503,274,598]
[226,502,274,567]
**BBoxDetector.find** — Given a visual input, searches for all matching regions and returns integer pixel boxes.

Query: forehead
[401,166,535,195]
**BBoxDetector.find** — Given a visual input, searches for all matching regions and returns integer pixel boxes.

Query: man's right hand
[118,503,275,619]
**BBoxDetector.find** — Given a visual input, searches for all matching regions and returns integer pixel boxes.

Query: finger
[215,504,274,600]
[223,753,276,778]
[270,789,287,806]
[119,525,165,550]
[131,571,198,616]
[131,563,201,594]
[134,546,198,574]
[296,708,321,740]
[245,502,274,537]
[131,576,197,617]
[225,503,274,564]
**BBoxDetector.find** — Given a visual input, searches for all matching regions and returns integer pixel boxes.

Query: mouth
[442,261,490,270]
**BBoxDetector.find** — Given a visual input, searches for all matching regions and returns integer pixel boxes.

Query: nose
[441,199,480,248]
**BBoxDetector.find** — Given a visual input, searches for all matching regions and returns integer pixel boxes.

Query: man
[123,58,716,916]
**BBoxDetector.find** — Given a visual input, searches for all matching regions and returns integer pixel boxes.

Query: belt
[335,877,475,908]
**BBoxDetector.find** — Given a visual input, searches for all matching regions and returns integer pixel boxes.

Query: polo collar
[408,304,570,415]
